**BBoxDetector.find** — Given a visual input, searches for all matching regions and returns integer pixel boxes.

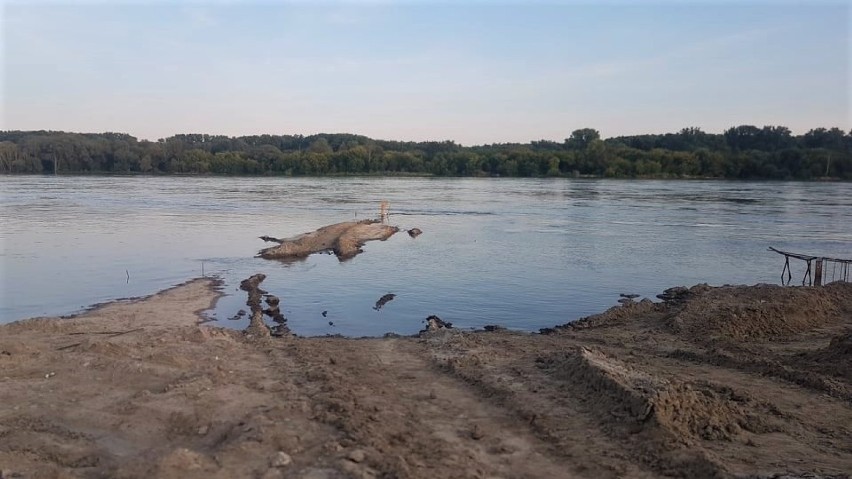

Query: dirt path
[1,279,851,478]
[280,336,587,478]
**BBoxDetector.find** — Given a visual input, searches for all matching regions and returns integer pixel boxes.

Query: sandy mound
[546,347,780,445]
[822,332,852,359]
[802,331,852,381]
[553,298,658,331]
[667,282,852,341]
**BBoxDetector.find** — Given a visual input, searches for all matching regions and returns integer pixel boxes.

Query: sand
[1,279,851,479]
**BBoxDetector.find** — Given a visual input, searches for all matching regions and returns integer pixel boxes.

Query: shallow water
[1,176,850,336]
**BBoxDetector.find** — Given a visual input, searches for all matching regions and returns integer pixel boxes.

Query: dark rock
[321,310,328,317]
[270,324,291,337]
[483,325,506,332]
[240,274,267,293]
[619,293,640,299]
[407,228,423,238]
[420,315,453,333]
[656,286,690,303]
[656,284,712,305]
[265,295,280,307]
[373,293,396,311]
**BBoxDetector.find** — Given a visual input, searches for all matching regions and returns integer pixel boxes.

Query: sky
[1,1,850,145]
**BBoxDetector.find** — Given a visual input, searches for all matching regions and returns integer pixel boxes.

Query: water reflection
[1,176,850,337]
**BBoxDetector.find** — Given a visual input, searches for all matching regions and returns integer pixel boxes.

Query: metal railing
[769,247,851,286]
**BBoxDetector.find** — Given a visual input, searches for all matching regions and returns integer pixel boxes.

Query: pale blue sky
[1,1,849,145]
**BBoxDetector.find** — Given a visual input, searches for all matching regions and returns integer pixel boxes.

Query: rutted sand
[1,279,851,478]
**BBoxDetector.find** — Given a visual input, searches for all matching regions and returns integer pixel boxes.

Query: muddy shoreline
[1,279,851,478]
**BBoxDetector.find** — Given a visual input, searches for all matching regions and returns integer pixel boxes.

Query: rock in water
[373,293,396,311]
[265,295,280,307]
[421,315,453,333]
[408,228,423,238]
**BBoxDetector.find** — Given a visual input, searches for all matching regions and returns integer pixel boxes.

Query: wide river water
[1,176,850,336]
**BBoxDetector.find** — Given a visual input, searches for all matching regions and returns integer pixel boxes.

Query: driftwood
[258,220,399,261]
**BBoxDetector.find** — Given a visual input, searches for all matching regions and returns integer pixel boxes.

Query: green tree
[566,128,601,150]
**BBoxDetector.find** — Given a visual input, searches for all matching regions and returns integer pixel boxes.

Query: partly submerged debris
[263,294,285,323]
[408,228,423,238]
[238,273,289,337]
[240,274,267,295]
[421,315,453,333]
[373,293,396,311]
[265,295,280,307]
[259,220,399,261]
[769,246,851,286]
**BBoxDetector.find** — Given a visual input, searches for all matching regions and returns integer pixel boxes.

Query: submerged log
[258,220,399,261]
[373,293,396,311]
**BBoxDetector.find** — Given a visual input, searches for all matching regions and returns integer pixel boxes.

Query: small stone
[197,425,209,436]
[270,451,292,468]
[347,449,366,463]
[470,425,484,440]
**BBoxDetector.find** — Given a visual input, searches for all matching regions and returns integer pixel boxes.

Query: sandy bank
[1,280,851,478]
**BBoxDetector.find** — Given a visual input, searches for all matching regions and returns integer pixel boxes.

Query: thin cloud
[182,6,218,28]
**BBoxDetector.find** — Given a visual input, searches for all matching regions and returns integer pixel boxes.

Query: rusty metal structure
[769,247,851,286]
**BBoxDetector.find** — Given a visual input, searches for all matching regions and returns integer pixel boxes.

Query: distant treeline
[1,126,850,179]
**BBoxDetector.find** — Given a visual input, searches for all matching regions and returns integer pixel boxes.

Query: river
[1,176,849,336]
